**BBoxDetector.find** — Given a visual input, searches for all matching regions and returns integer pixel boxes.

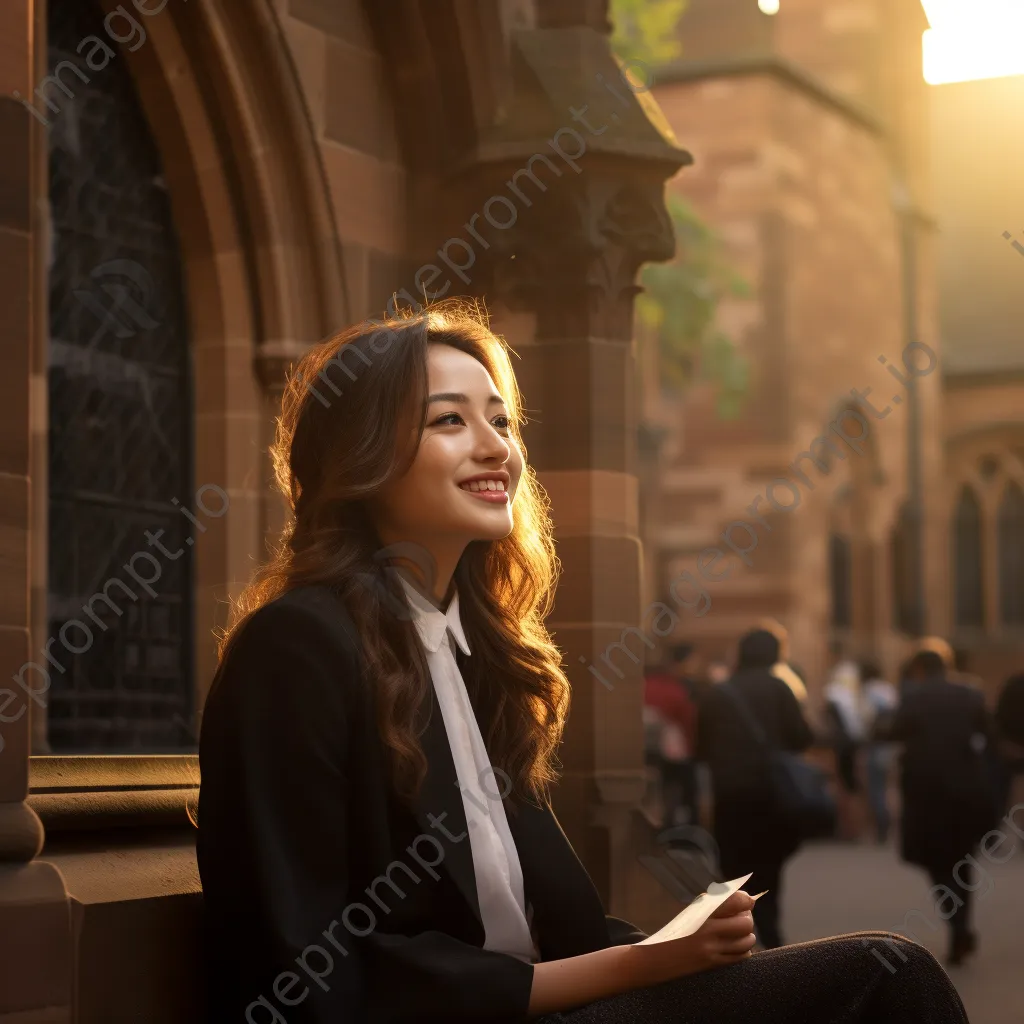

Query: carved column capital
[483,175,677,340]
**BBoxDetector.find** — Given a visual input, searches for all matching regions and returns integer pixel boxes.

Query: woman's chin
[465,511,514,541]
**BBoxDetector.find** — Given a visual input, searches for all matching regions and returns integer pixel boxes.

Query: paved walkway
[781,837,1024,1024]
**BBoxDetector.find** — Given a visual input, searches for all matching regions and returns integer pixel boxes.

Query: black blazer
[197,585,645,1024]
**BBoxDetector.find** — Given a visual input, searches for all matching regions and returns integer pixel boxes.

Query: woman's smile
[459,472,510,504]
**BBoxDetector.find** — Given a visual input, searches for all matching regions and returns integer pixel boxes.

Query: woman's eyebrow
[427,392,506,405]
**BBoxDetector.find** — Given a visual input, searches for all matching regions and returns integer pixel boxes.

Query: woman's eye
[492,414,510,431]
[434,412,464,427]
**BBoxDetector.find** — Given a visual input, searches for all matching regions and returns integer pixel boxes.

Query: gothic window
[998,481,1024,627]
[46,0,194,752]
[891,502,921,634]
[829,533,852,629]
[952,486,984,630]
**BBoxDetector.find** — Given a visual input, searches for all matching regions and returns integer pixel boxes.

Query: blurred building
[638,0,1024,695]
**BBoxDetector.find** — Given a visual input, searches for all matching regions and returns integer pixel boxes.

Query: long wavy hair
[218,298,571,808]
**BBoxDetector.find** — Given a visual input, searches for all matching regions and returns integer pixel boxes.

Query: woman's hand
[527,891,758,1017]
[625,891,758,988]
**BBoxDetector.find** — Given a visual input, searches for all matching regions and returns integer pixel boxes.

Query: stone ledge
[28,756,198,834]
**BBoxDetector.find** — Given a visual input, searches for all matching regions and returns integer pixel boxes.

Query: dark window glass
[952,486,985,630]
[891,502,922,634]
[46,0,193,752]
[829,533,852,629]
[998,482,1024,627]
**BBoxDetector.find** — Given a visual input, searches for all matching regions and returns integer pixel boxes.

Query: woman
[198,301,969,1023]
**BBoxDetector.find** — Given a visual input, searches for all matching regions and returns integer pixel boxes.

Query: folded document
[637,873,753,945]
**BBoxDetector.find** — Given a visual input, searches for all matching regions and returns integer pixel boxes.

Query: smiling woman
[196,298,974,1024]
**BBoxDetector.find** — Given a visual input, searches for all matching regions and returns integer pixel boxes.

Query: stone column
[467,23,689,907]
[0,1,74,1020]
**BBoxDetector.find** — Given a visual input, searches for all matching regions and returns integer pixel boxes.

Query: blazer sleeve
[198,598,534,1024]
[605,915,648,945]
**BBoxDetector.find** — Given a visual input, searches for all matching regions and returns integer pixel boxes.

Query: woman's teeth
[460,480,506,492]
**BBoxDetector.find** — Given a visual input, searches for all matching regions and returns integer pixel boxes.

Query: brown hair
[218,298,570,807]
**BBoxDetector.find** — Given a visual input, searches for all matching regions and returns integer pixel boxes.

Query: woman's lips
[459,480,509,504]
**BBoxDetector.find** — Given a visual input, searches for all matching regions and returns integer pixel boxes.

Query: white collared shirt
[399,577,540,964]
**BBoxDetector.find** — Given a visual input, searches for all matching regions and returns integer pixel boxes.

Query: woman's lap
[536,933,968,1024]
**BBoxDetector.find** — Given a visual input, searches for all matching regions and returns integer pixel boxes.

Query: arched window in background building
[829,532,852,629]
[46,0,193,752]
[998,481,1024,627]
[891,502,922,634]
[952,485,985,630]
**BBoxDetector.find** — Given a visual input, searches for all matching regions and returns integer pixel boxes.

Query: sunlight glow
[921,0,1024,85]
[758,0,780,14]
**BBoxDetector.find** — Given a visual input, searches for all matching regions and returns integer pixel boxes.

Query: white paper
[637,873,753,944]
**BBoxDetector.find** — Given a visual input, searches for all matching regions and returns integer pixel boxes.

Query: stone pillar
[468,23,689,908]
[0,1,74,1020]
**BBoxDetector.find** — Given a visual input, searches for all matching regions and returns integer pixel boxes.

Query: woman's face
[371,343,524,553]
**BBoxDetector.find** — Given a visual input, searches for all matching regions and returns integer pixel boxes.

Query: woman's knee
[855,931,941,975]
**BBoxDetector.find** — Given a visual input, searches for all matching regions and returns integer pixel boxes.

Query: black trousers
[712,793,799,950]
[743,861,784,950]
[536,933,970,1024]
[925,862,974,943]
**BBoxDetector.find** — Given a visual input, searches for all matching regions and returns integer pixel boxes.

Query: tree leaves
[638,196,750,419]
[609,0,689,66]
[608,0,750,420]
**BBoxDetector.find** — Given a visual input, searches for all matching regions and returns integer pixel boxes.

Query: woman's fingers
[715,930,759,956]
[706,910,755,939]
[710,891,755,919]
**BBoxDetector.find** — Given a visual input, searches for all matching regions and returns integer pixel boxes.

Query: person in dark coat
[995,672,1024,771]
[696,629,815,950]
[992,672,1024,816]
[886,649,1001,965]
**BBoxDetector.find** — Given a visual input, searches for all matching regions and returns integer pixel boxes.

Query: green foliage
[636,195,751,419]
[608,0,749,419]
[609,0,689,66]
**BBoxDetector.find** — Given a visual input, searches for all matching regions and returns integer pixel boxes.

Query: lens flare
[922,0,1024,84]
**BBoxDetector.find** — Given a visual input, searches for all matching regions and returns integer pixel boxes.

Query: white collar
[397,576,471,656]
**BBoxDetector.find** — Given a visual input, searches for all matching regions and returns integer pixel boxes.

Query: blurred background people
[823,657,868,841]
[643,646,700,828]
[696,628,814,949]
[758,618,809,704]
[706,658,731,685]
[995,671,1024,828]
[859,659,898,844]
[885,649,1002,965]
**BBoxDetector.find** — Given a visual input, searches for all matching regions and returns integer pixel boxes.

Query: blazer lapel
[505,792,612,959]
[410,679,483,930]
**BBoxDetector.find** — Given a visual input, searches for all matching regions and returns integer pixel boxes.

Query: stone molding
[28,756,198,834]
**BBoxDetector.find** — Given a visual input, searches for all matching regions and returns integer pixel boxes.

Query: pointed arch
[998,481,1024,626]
[952,485,985,629]
[34,0,352,733]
